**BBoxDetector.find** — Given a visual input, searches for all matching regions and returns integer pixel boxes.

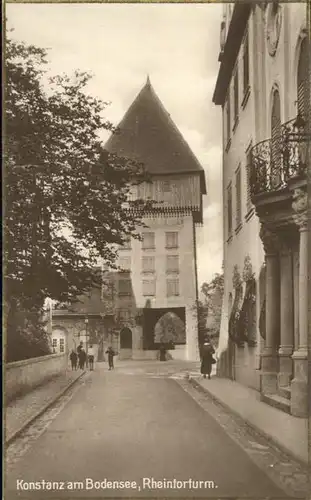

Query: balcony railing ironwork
[250,117,308,198]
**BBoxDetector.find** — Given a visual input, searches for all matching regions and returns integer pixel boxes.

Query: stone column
[278,234,294,387]
[259,225,280,394]
[291,188,308,417]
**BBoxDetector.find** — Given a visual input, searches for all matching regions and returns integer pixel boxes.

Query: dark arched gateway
[120,327,132,349]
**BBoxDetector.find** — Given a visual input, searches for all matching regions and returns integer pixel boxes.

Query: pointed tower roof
[105,79,206,193]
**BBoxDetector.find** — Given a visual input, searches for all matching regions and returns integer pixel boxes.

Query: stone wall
[5,353,68,403]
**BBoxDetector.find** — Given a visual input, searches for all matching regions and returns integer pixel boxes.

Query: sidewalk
[5,369,85,443]
[189,375,308,465]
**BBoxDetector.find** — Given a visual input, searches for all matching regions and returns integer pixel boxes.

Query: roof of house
[104,77,206,193]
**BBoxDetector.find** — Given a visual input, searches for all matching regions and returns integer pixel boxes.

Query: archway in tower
[154,312,185,345]
[119,327,133,360]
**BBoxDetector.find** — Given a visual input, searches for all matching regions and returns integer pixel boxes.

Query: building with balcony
[104,77,206,361]
[213,2,309,417]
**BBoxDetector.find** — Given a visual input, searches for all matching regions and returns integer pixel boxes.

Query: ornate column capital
[292,188,308,231]
[259,224,280,255]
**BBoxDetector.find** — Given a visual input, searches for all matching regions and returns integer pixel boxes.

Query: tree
[4,35,151,361]
[201,272,224,340]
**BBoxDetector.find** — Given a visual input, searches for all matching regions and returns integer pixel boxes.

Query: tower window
[142,232,155,250]
[142,280,156,296]
[165,232,178,249]
[167,278,180,297]
[166,255,179,274]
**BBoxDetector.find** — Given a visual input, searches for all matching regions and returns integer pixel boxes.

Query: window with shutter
[226,92,231,146]
[119,257,131,272]
[142,256,155,273]
[165,232,178,249]
[166,255,179,274]
[166,279,179,297]
[271,89,282,187]
[118,279,132,296]
[297,37,308,121]
[142,232,155,250]
[233,69,239,125]
[246,148,253,213]
[235,167,242,227]
[120,235,131,250]
[243,32,250,94]
[142,280,156,296]
[227,183,232,237]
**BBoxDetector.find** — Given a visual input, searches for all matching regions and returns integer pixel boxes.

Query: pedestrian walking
[78,347,87,370]
[159,343,167,361]
[69,349,78,370]
[105,346,116,370]
[88,345,95,371]
[200,337,216,379]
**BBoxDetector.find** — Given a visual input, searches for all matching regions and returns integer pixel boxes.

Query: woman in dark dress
[200,338,215,379]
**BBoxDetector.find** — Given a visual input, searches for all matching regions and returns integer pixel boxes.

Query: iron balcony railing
[250,117,308,198]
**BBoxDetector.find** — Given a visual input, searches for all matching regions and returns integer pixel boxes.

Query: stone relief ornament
[266,2,282,56]
[259,224,280,255]
[292,188,308,229]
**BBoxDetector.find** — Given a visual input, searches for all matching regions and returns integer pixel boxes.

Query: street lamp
[85,317,89,366]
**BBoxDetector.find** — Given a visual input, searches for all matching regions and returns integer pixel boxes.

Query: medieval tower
[104,78,206,362]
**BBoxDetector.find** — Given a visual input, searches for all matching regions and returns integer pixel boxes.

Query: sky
[6,2,224,286]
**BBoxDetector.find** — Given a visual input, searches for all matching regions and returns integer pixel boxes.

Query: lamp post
[85,317,89,367]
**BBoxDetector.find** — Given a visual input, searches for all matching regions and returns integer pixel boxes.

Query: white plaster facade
[215,3,308,391]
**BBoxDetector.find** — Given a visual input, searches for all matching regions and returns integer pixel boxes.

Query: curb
[188,376,308,468]
[6,371,86,446]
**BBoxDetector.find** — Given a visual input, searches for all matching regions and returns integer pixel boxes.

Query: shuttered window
[165,232,178,249]
[297,37,308,121]
[118,279,132,296]
[271,89,282,187]
[166,255,179,274]
[246,148,252,213]
[235,167,242,227]
[226,92,231,145]
[142,280,156,296]
[233,69,239,123]
[142,232,155,250]
[59,338,65,353]
[119,257,131,272]
[166,279,179,297]
[243,32,250,94]
[142,256,155,273]
[227,183,232,237]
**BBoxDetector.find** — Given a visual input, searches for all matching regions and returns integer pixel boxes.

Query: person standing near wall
[88,345,95,370]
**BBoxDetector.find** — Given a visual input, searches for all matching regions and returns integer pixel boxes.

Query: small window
[233,69,239,124]
[167,278,179,297]
[118,309,131,322]
[246,147,252,213]
[142,232,155,250]
[142,280,156,296]
[226,92,231,144]
[120,235,131,250]
[162,180,171,193]
[142,256,155,273]
[119,256,131,272]
[52,338,58,347]
[227,183,232,237]
[165,232,178,249]
[59,338,65,353]
[243,32,249,94]
[235,167,242,227]
[118,279,132,296]
[166,255,179,274]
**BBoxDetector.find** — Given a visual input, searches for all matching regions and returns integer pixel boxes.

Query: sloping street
[5,361,297,499]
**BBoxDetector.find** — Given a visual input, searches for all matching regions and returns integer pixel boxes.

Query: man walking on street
[88,345,95,371]
[105,346,116,370]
